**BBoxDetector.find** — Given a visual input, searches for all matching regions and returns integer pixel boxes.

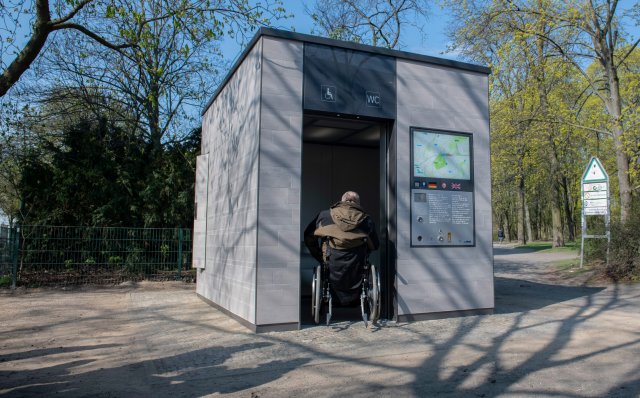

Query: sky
[279,0,455,56]
[220,0,459,66]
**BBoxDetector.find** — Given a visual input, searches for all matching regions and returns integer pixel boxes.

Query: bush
[0,275,12,287]
[605,210,640,282]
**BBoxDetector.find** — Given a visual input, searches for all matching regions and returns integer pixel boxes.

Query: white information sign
[583,182,607,192]
[581,157,609,215]
[583,159,607,181]
[584,207,608,215]
[580,156,610,268]
[583,199,608,209]
[583,191,607,200]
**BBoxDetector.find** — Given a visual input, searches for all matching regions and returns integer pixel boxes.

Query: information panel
[410,128,475,247]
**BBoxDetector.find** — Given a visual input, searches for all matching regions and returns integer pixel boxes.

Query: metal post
[177,228,183,279]
[605,210,610,266]
[580,214,585,268]
[11,225,19,289]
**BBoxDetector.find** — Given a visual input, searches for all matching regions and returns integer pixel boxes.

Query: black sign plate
[303,43,396,119]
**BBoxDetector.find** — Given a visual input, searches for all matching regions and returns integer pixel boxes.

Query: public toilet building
[194,28,493,332]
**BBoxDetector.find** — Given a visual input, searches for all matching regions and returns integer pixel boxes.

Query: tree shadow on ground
[2,280,638,397]
[0,342,310,397]
[274,280,639,396]
[401,283,640,397]
[0,344,120,363]
[494,277,605,313]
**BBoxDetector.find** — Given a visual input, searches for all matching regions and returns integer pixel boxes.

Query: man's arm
[367,218,380,251]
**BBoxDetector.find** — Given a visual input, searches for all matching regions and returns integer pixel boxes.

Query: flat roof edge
[202,27,491,116]
[259,27,491,74]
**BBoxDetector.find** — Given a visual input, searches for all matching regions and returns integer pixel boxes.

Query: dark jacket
[304,201,380,305]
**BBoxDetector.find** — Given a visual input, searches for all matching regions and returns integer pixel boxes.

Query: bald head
[341,191,360,204]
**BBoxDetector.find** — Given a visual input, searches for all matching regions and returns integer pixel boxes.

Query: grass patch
[553,258,584,271]
[514,241,579,253]
[548,258,606,285]
[513,242,551,251]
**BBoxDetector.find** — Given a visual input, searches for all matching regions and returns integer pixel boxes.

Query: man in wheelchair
[304,191,380,324]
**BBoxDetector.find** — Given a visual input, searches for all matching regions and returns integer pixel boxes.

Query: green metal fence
[1,225,193,286]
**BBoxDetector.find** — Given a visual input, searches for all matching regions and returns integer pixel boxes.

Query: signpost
[580,157,610,268]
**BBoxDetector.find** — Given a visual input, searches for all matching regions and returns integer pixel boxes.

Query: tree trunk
[550,194,563,247]
[503,220,511,242]
[146,80,163,158]
[525,197,533,243]
[548,148,565,247]
[518,176,526,245]
[609,109,632,223]
[589,4,633,223]
[0,0,51,97]
[602,54,632,222]
[562,175,576,241]
[532,14,564,247]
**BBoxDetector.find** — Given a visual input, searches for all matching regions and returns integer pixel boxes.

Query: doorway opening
[300,112,389,324]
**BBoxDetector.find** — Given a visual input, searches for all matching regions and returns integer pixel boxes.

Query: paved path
[1,249,639,397]
[493,245,588,285]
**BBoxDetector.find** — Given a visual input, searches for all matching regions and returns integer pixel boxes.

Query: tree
[0,0,131,98]
[1,0,288,227]
[16,98,200,227]
[17,108,145,226]
[308,0,431,48]
[499,0,640,223]
[446,0,600,245]
[138,128,200,227]
[0,0,287,98]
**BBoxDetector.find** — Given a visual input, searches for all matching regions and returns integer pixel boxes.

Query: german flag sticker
[428,182,437,189]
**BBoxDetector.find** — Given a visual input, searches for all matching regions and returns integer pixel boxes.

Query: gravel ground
[1,247,639,397]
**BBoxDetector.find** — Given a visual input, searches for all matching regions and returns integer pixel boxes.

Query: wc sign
[366,91,381,107]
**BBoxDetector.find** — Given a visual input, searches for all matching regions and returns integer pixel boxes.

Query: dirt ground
[1,246,639,397]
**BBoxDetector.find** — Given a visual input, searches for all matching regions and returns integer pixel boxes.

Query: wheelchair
[311,255,381,327]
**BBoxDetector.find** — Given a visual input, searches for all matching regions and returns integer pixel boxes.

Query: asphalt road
[1,247,639,397]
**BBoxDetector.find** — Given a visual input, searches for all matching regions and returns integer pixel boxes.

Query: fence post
[177,228,183,280]
[10,226,19,289]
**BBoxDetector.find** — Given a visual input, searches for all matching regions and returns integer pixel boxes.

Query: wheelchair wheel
[367,264,381,323]
[311,265,322,324]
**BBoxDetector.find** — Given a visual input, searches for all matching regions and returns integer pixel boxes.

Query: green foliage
[604,208,640,282]
[108,255,123,264]
[0,275,11,287]
[18,114,199,228]
[584,206,640,282]
[447,0,639,242]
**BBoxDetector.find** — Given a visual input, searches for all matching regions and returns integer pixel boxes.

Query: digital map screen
[413,130,471,180]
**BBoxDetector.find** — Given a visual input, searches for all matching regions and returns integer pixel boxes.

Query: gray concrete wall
[192,154,209,269]
[196,40,263,324]
[255,37,304,327]
[395,60,493,316]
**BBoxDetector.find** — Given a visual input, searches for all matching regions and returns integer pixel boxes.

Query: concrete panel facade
[395,60,493,317]
[255,37,304,327]
[196,40,263,324]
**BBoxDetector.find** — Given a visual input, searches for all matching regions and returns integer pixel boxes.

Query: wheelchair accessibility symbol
[321,85,336,102]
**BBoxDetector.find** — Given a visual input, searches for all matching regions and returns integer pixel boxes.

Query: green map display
[413,130,471,180]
